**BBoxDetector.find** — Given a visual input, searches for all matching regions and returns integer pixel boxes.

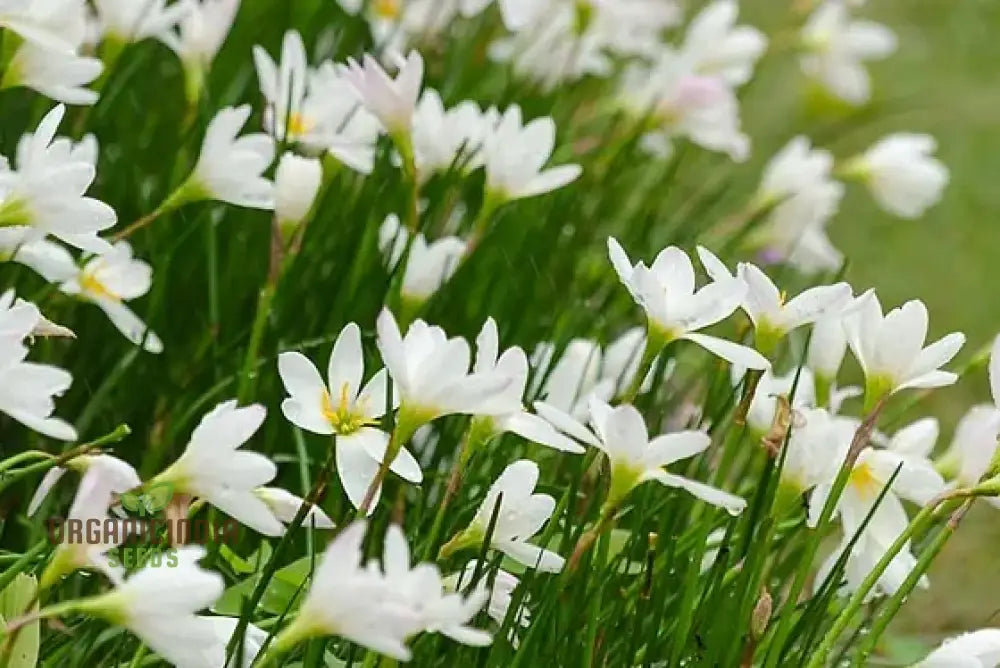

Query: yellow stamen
[287,112,309,137]
[80,270,121,301]
[372,0,401,20]
[849,462,881,498]
[321,382,378,434]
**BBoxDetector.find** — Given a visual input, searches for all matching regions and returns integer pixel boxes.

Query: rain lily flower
[799,1,897,105]
[255,486,336,529]
[480,105,582,206]
[0,293,76,440]
[608,238,770,380]
[776,408,855,511]
[39,460,137,588]
[841,133,949,219]
[539,398,747,515]
[59,241,163,354]
[441,459,565,572]
[808,313,850,403]
[341,50,424,141]
[92,0,191,45]
[744,367,817,436]
[936,405,1000,491]
[680,0,767,87]
[916,629,1000,667]
[0,104,115,253]
[412,89,497,177]
[0,0,80,52]
[277,322,421,513]
[446,563,530,645]
[700,252,852,354]
[381,525,492,646]
[158,0,241,103]
[747,136,845,273]
[265,522,421,661]
[375,309,514,440]
[27,452,140,516]
[468,318,584,454]
[169,105,275,211]
[379,214,467,308]
[150,400,284,536]
[0,232,80,283]
[844,293,965,407]
[274,152,322,233]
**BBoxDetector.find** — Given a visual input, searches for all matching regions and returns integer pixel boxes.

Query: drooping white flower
[252,32,382,171]
[59,241,163,354]
[178,105,275,210]
[469,318,584,454]
[412,89,497,178]
[2,24,102,105]
[621,52,749,162]
[916,629,1000,668]
[0,292,76,440]
[743,367,817,436]
[92,0,191,44]
[844,293,965,403]
[379,214,467,306]
[158,0,241,102]
[151,400,284,536]
[844,133,949,219]
[0,104,115,253]
[341,50,424,139]
[539,398,747,515]
[700,252,852,354]
[381,525,492,646]
[481,105,582,204]
[939,405,1000,490]
[799,1,896,105]
[375,309,515,433]
[27,452,140,516]
[778,407,854,498]
[0,231,80,283]
[255,486,336,529]
[680,0,767,87]
[446,563,530,645]
[269,522,421,661]
[442,459,565,572]
[749,136,845,273]
[277,322,421,514]
[274,152,322,230]
[608,238,770,370]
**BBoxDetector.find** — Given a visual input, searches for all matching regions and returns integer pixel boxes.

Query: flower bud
[275,153,323,231]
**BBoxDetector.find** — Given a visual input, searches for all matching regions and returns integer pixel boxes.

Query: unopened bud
[751,589,772,641]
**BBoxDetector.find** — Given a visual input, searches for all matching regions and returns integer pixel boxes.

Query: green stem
[582,529,611,667]
[237,283,276,404]
[617,327,668,404]
[422,425,479,561]
[0,451,52,474]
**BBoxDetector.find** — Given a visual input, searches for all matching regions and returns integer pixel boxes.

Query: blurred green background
[742,0,1000,644]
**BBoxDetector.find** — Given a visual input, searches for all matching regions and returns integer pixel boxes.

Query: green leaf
[0,573,39,668]
[212,555,312,617]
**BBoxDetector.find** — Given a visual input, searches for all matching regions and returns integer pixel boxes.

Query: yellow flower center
[287,112,310,137]
[80,270,121,302]
[372,0,401,20]
[321,382,377,435]
[849,462,882,498]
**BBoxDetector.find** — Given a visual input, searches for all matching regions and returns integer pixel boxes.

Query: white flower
[845,133,949,219]
[2,40,102,105]
[59,241,163,354]
[272,522,421,660]
[27,452,140,516]
[379,214,466,304]
[0,231,78,284]
[538,398,747,514]
[341,50,424,138]
[0,292,76,440]
[158,0,240,101]
[917,629,1000,668]
[446,564,530,644]
[749,136,845,272]
[255,486,336,529]
[0,104,115,253]
[381,525,492,646]
[608,238,770,370]
[278,323,421,514]
[680,0,766,87]
[0,0,80,52]
[621,52,749,162]
[180,105,275,210]
[779,407,854,497]
[40,460,138,588]
[152,400,284,536]
[92,0,191,44]
[844,293,965,401]
[808,314,850,384]
[744,367,817,435]
[470,318,584,453]
[274,152,322,229]
[413,89,497,177]
[701,253,852,353]
[375,309,514,429]
[443,459,565,572]
[481,105,581,204]
[940,405,1000,490]
[799,1,896,105]
[252,32,381,170]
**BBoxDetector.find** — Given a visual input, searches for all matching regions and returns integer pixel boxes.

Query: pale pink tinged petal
[532,401,601,449]
[328,322,365,400]
[336,436,382,514]
[644,431,711,468]
[28,466,68,516]
[682,333,770,370]
[646,471,747,515]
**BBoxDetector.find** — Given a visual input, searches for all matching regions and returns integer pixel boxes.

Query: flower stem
[358,421,411,516]
[422,426,478,561]
[567,503,617,574]
[236,282,276,404]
